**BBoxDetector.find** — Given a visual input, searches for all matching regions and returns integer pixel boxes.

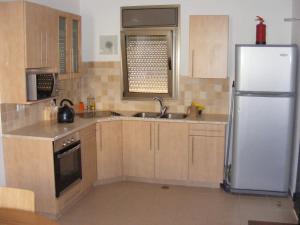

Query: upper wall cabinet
[25,2,58,70]
[0,1,81,103]
[189,15,229,78]
[0,1,58,104]
[58,12,81,80]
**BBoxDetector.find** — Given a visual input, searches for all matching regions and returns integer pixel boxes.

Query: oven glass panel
[54,141,82,197]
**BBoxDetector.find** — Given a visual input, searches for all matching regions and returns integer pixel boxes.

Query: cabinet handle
[100,125,103,152]
[71,48,73,73]
[157,124,160,152]
[191,137,194,164]
[149,124,152,152]
[41,32,43,66]
[45,31,48,66]
[191,49,195,77]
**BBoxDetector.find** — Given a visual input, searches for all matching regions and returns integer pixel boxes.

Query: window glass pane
[126,35,169,93]
[59,17,66,74]
[72,20,79,73]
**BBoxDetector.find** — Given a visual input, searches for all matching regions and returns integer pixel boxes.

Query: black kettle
[58,99,75,123]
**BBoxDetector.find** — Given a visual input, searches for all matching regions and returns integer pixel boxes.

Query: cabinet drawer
[189,123,225,137]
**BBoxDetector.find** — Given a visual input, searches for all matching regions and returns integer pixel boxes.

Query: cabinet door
[70,15,81,76]
[123,121,155,178]
[58,13,71,79]
[25,2,58,69]
[97,121,123,180]
[45,8,58,70]
[80,125,97,191]
[155,122,188,180]
[25,2,44,68]
[189,135,225,184]
[189,15,228,78]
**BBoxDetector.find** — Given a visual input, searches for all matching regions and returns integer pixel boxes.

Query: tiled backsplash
[1,61,229,132]
[81,62,229,114]
[1,102,50,133]
[1,78,82,133]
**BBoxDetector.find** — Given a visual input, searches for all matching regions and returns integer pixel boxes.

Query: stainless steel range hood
[121,5,180,100]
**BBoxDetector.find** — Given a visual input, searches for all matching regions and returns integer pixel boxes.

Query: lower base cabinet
[123,121,155,178]
[2,119,226,216]
[80,125,97,191]
[97,121,123,181]
[3,124,98,216]
[155,122,189,181]
[189,135,225,184]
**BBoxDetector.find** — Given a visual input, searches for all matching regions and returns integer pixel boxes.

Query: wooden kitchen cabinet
[123,121,155,178]
[188,124,226,186]
[58,11,81,79]
[0,1,58,104]
[189,15,229,78]
[97,121,123,181]
[25,2,58,69]
[155,122,189,181]
[80,125,97,191]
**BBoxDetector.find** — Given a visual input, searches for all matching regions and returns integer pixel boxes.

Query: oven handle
[57,144,81,159]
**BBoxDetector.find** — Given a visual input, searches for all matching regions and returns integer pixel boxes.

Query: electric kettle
[58,99,75,123]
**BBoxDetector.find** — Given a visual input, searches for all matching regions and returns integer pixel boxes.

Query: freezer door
[231,95,294,192]
[236,45,297,92]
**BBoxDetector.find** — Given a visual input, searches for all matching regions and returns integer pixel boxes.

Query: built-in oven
[53,132,82,198]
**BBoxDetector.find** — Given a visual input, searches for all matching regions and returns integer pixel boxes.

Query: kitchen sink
[77,111,121,118]
[160,113,187,120]
[133,112,161,118]
[133,112,187,120]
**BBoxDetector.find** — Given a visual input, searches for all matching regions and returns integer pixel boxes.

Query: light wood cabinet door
[80,125,97,191]
[123,121,155,178]
[155,122,189,181]
[45,8,58,70]
[25,2,58,69]
[70,15,81,76]
[189,15,229,78]
[189,135,225,184]
[97,121,123,180]
[25,2,44,68]
[57,12,81,79]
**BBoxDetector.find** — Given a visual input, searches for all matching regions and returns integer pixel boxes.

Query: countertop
[3,112,228,141]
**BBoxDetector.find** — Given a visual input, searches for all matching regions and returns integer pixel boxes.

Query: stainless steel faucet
[153,97,168,117]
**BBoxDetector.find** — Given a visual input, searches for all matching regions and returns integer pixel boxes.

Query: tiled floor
[57,182,298,225]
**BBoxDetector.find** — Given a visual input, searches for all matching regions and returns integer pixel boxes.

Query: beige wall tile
[1,61,229,132]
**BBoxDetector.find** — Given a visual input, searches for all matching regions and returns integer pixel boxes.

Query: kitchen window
[120,5,179,100]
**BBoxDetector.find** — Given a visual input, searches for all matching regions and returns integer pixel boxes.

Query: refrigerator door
[231,95,294,193]
[236,45,297,93]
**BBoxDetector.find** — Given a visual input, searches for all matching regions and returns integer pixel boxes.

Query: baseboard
[94,176,220,189]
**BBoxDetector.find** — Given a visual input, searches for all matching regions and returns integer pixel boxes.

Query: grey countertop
[3,112,228,141]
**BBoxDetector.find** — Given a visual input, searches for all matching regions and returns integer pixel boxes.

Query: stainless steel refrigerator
[229,44,298,196]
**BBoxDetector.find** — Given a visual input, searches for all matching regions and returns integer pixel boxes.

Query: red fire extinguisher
[256,16,266,45]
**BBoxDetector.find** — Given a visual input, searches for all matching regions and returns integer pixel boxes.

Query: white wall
[27,0,80,14]
[290,0,300,195]
[80,0,293,77]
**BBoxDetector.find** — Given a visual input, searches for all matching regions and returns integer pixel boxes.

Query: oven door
[54,141,82,198]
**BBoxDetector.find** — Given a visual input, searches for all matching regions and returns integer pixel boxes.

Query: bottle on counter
[87,95,96,111]
[79,101,85,112]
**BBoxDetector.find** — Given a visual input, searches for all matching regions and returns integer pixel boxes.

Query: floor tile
[57,182,297,225]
